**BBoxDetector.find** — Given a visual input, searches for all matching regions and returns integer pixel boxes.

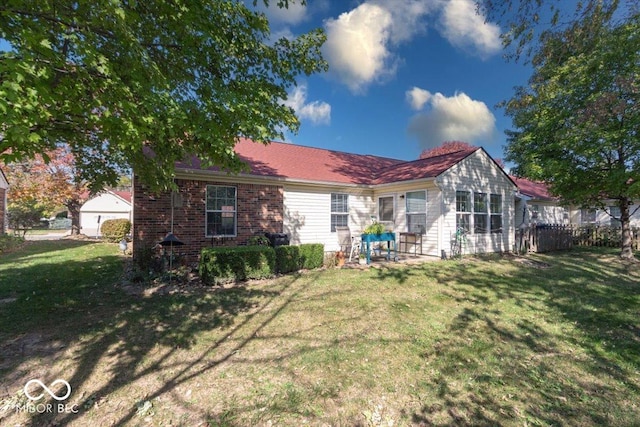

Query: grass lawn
[1,241,639,426]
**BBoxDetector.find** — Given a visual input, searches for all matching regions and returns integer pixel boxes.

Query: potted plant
[363,221,386,235]
[358,253,367,265]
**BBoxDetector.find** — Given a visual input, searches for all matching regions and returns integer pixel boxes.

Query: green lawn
[1,241,639,426]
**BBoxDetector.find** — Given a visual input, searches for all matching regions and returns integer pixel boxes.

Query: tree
[504,10,640,259]
[7,200,44,236]
[419,141,476,159]
[479,0,636,61]
[3,145,90,235]
[0,1,327,191]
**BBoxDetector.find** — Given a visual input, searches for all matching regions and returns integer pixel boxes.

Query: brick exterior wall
[0,187,6,234]
[132,177,284,264]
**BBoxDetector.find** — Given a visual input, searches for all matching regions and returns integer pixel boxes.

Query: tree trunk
[619,198,635,260]
[66,199,82,236]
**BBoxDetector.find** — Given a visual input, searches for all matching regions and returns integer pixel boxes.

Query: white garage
[80,190,132,237]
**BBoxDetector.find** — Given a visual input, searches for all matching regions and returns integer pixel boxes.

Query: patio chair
[335,226,361,262]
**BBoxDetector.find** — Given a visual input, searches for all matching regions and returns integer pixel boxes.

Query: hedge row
[199,243,324,285]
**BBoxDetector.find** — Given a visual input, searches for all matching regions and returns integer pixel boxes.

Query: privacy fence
[514,224,640,253]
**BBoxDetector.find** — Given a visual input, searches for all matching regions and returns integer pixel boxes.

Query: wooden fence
[514,225,640,253]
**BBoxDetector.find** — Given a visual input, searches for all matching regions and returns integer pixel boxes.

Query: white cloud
[322,0,500,92]
[322,3,396,93]
[406,86,433,110]
[257,1,308,25]
[439,0,501,57]
[407,89,497,149]
[284,84,331,125]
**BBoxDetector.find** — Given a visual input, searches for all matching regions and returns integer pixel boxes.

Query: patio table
[361,232,398,264]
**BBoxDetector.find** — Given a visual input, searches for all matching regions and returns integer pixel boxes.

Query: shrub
[100,219,132,242]
[199,246,275,285]
[275,245,301,274]
[247,234,270,246]
[7,202,44,236]
[0,234,25,254]
[299,243,324,270]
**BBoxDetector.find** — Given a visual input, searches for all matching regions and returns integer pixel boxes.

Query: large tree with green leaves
[480,0,637,60]
[0,1,326,191]
[504,9,640,259]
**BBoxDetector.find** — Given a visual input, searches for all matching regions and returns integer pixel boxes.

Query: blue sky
[258,0,533,163]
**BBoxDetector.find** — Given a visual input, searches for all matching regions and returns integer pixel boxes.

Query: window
[378,196,394,223]
[406,191,426,234]
[456,191,471,233]
[581,208,596,224]
[530,204,540,220]
[609,206,621,227]
[490,194,503,233]
[474,192,488,234]
[206,186,236,236]
[331,193,349,232]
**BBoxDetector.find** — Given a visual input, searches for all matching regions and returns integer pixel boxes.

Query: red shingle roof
[178,139,480,186]
[510,176,554,200]
[111,190,132,203]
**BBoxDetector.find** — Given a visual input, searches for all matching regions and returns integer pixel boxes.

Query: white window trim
[205,185,237,237]
[406,190,427,235]
[378,195,395,225]
[457,191,503,234]
[330,193,349,233]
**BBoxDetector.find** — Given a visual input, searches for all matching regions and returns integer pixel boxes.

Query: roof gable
[374,148,479,184]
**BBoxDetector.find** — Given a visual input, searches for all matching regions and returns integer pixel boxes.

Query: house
[0,168,8,234]
[132,139,517,263]
[80,190,132,237]
[512,176,640,228]
[511,176,569,227]
[570,202,640,227]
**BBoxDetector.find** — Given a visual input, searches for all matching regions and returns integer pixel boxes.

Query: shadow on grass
[1,240,333,426]
[385,249,640,426]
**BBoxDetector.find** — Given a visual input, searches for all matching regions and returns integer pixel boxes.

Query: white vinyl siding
[438,150,516,255]
[284,186,373,251]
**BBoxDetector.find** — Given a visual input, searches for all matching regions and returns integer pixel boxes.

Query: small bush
[100,219,131,242]
[275,245,301,274]
[0,234,25,254]
[247,235,270,246]
[299,243,324,270]
[199,246,275,285]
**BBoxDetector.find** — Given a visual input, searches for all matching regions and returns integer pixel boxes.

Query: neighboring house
[0,168,8,234]
[570,203,640,227]
[132,139,517,262]
[512,176,640,228]
[80,190,132,237]
[511,176,569,227]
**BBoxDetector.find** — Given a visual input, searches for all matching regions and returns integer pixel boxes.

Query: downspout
[434,177,444,257]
